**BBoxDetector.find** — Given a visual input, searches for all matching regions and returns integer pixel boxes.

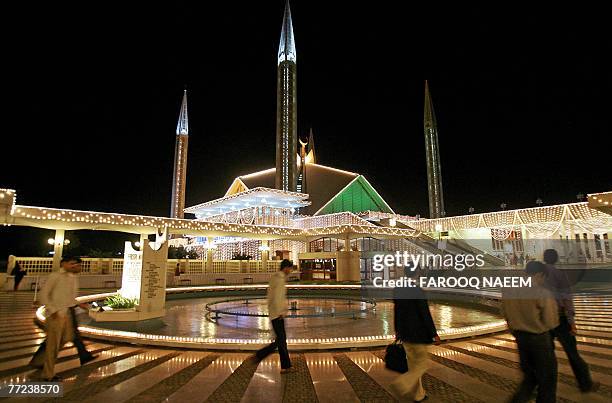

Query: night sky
[2,2,610,227]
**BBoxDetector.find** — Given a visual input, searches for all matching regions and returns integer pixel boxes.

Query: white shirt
[267,271,288,320]
[501,285,559,334]
[40,269,78,317]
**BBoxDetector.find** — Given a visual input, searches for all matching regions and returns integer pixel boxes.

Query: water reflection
[438,304,453,329]
[88,297,502,341]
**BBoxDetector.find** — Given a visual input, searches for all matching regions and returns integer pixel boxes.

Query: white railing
[12,257,281,276]
[209,260,280,274]
[13,258,53,275]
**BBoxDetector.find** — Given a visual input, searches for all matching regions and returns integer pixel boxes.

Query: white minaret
[275,0,297,192]
[171,89,189,218]
[424,81,445,218]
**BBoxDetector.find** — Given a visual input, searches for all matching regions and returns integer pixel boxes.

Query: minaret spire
[171,89,189,219]
[307,127,316,164]
[275,0,298,192]
[424,80,445,218]
[176,88,189,135]
[278,0,296,65]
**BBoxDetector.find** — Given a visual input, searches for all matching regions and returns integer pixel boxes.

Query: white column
[261,240,269,273]
[336,233,360,282]
[559,222,569,263]
[206,236,214,274]
[579,234,594,263]
[52,229,65,271]
[344,234,350,252]
[588,233,599,263]
[201,244,206,273]
[567,224,580,263]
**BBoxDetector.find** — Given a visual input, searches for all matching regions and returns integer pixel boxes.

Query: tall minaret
[424,81,445,218]
[275,0,297,192]
[298,137,307,194]
[171,89,189,219]
[306,127,316,164]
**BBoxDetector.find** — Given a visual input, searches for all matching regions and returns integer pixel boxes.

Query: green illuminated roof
[317,176,394,215]
[230,163,394,216]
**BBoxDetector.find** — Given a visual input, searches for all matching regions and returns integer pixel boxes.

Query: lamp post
[435,223,444,246]
[536,198,543,207]
[37,237,69,303]
[435,223,443,238]
[47,238,70,254]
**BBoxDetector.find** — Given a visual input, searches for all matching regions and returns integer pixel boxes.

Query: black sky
[2,2,610,220]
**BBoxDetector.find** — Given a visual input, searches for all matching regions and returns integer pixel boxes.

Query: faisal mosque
[166,1,612,280]
[1,1,611,283]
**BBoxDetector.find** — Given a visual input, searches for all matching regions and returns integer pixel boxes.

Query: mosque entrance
[299,258,337,280]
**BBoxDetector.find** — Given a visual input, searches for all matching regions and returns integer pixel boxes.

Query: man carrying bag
[385,339,408,373]
[388,266,440,402]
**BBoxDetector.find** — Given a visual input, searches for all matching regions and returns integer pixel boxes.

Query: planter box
[88,308,165,322]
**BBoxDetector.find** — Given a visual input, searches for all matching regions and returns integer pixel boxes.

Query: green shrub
[104,295,138,309]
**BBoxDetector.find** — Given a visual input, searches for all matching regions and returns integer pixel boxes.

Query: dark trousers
[13,275,25,291]
[552,315,593,391]
[31,307,93,365]
[256,317,291,369]
[511,330,557,403]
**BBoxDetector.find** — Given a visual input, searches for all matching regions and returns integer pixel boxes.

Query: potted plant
[103,295,139,310]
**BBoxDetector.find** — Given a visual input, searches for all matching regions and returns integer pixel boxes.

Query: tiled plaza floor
[0,288,610,403]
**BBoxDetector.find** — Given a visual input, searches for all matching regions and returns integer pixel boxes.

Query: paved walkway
[0,289,610,402]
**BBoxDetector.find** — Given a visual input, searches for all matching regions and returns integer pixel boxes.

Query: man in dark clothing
[389,266,440,402]
[9,256,27,291]
[543,249,598,393]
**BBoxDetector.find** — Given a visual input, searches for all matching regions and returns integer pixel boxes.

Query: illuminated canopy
[1,188,414,240]
[589,191,612,215]
[403,201,612,238]
[2,188,609,242]
[185,187,310,218]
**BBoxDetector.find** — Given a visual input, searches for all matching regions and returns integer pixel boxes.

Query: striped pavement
[0,289,610,402]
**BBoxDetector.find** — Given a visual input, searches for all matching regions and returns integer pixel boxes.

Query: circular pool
[151,296,503,342]
[39,285,508,350]
[205,296,376,319]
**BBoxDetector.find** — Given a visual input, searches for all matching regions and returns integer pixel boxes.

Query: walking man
[389,266,440,402]
[254,259,293,373]
[29,256,97,380]
[8,255,27,291]
[543,248,599,393]
[502,261,559,402]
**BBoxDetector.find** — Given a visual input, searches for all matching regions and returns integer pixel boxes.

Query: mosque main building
[2,2,609,283]
[169,1,612,280]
